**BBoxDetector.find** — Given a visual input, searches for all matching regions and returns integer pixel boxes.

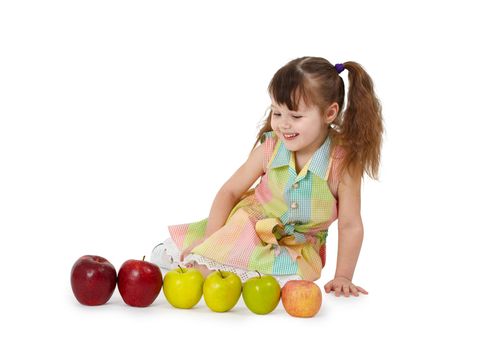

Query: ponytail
[333,61,384,180]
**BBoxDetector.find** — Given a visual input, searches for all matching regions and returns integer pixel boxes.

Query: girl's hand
[179,237,206,261]
[324,276,368,297]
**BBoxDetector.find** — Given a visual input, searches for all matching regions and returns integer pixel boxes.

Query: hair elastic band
[335,63,345,74]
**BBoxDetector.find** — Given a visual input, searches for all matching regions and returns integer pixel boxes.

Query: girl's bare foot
[185,262,212,278]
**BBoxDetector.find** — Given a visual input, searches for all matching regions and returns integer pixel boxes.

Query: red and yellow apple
[281,280,322,318]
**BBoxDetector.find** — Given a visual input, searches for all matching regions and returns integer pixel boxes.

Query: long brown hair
[252,56,384,181]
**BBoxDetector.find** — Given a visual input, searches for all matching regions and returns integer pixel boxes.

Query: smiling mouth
[283,133,299,140]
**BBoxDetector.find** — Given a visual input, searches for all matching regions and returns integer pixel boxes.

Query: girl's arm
[335,164,364,280]
[204,190,240,238]
[324,164,368,297]
[204,143,266,237]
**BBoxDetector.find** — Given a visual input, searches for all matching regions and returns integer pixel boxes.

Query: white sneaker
[150,239,187,270]
[150,243,176,270]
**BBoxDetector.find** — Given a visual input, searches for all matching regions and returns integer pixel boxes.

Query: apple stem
[178,264,184,273]
[142,255,146,261]
[256,270,261,278]
[218,269,224,278]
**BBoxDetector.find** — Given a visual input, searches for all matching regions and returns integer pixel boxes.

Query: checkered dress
[168,131,345,281]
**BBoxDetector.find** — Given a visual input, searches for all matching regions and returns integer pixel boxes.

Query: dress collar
[269,134,332,180]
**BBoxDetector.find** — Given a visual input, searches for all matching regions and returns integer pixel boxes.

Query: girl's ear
[324,102,339,124]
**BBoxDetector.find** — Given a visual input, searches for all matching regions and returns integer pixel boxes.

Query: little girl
[151,56,383,297]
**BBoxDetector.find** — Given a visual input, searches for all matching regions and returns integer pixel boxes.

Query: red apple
[117,256,163,307]
[70,255,117,306]
[281,280,322,318]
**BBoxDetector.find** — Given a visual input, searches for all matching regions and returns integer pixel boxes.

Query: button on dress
[167,130,346,282]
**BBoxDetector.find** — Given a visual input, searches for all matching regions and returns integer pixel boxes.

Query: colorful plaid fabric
[168,130,343,281]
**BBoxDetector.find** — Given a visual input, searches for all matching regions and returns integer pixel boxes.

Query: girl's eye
[272,113,302,119]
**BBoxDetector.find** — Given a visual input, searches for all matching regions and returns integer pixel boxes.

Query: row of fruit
[70,255,322,317]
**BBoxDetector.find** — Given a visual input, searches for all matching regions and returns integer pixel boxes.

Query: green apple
[203,269,242,312]
[242,271,281,315]
[163,265,204,309]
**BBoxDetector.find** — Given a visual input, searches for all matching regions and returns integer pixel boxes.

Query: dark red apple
[117,256,163,307]
[70,255,117,306]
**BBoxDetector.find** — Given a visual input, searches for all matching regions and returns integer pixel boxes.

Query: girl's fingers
[325,281,368,297]
[350,284,359,297]
[356,286,369,294]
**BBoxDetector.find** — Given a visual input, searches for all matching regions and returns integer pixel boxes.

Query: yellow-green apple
[281,280,322,318]
[117,256,163,307]
[70,255,117,306]
[163,265,204,309]
[203,270,242,312]
[242,271,281,315]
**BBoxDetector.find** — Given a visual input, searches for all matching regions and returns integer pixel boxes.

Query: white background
[1,0,500,348]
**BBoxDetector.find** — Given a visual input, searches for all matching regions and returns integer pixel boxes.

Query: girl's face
[270,97,334,157]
